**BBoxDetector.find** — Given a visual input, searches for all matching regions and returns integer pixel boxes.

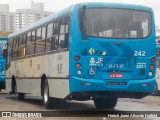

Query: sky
[0,0,160,28]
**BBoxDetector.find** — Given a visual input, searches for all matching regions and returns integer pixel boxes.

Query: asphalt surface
[0,90,160,120]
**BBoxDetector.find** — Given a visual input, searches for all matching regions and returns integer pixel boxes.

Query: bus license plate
[110,73,123,78]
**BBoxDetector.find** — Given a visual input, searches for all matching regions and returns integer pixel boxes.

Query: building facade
[0,4,15,33]
[15,1,53,31]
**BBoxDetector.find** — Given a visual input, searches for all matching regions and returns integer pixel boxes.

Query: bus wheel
[94,98,117,109]
[152,82,159,96]
[15,84,25,100]
[42,80,52,109]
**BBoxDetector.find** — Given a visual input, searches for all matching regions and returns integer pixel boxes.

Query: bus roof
[76,2,152,11]
[8,2,152,40]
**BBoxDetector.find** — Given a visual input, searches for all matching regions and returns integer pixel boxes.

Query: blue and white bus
[0,37,7,91]
[6,3,156,109]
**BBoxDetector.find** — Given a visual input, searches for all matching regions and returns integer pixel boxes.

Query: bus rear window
[85,8,151,39]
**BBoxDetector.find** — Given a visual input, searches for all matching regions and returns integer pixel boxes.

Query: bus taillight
[75,56,80,61]
[151,57,155,63]
[150,65,154,70]
[76,63,81,68]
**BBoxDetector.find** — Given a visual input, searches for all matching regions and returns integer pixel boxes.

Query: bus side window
[8,41,12,61]
[23,34,27,44]
[26,31,35,56]
[59,18,65,49]
[32,30,36,54]
[18,35,22,57]
[18,35,27,58]
[11,38,14,58]
[16,37,20,57]
[46,22,53,52]
[64,33,69,48]
[59,16,70,49]
[35,27,41,54]
[22,34,27,57]
[12,38,18,58]
[32,30,36,41]
[64,16,70,48]
[19,35,23,45]
[36,27,42,41]
[35,26,46,54]
[52,21,59,50]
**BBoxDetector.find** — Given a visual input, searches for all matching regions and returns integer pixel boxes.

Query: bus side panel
[6,51,70,98]
[48,51,70,98]
[17,78,41,96]
[48,79,69,98]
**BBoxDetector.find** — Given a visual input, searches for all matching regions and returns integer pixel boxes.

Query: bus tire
[42,80,52,109]
[15,84,25,100]
[152,82,159,96]
[11,76,16,94]
[94,98,117,109]
[17,93,25,100]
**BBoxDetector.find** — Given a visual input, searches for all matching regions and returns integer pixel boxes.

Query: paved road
[0,91,160,120]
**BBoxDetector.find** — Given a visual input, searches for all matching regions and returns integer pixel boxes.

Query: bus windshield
[0,40,7,56]
[85,8,151,39]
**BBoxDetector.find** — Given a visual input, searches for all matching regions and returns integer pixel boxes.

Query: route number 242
[134,51,146,56]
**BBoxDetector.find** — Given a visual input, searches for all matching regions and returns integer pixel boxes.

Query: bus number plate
[110,73,123,78]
